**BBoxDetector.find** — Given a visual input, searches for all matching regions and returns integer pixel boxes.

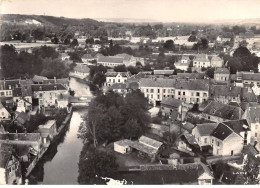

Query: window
[54,86,57,90]
[146,89,149,93]
[163,89,166,93]
[178,91,181,95]
[151,89,154,93]
[158,89,160,93]
[255,133,258,138]
[217,141,220,146]
[147,94,149,98]
[1,92,4,96]
[196,92,200,97]
[204,138,207,143]
[157,95,160,99]
[151,94,153,98]
[191,92,194,96]
[183,91,185,95]
[8,85,11,90]
[118,79,120,82]
[9,91,12,95]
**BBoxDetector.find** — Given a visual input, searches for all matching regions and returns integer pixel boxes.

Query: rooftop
[211,123,234,141]
[195,123,218,136]
[175,79,209,91]
[161,97,182,108]
[139,78,176,88]
[214,67,230,74]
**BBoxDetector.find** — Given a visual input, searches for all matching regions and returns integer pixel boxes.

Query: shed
[114,139,132,154]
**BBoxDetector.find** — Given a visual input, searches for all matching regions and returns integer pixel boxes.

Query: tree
[85,38,94,44]
[114,65,127,72]
[40,58,70,78]
[233,46,251,59]
[71,38,79,48]
[51,36,59,44]
[69,52,82,62]
[205,67,215,78]
[163,40,175,51]
[78,146,118,184]
[127,66,140,75]
[188,35,196,42]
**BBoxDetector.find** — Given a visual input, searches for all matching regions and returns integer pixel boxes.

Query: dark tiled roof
[98,56,124,64]
[242,73,260,81]
[211,123,233,141]
[211,85,241,97]
[0,80,20,90]
[241,88,258,102]
[203,101,243,120]
[214,68,230,74]
[154,70,174,75]
[139,78,176,88]
[176,73,206,80]
[176,79,209,91]
[109,83,127,90]
[195,123,218,136]
[31,84,66,92]
[161,97,182,108]
[223,119,250,135]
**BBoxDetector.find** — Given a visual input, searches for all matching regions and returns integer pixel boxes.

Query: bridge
[68,96,92,106]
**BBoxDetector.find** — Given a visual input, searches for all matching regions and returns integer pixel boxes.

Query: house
[209,85,241,104]
[73,64,90,78]
[160,97,183,117]
[202,101,243,122]
[174,56,190,71]
[211,122,244,156]
[97,53,138,67]
[114,139,132,154]
[14,111,30,127]
[240,72,260,87]
[59,53,70,61]
[177,133,199,154]
[175,79,210,104]
[198,162,214,185]
[105,71,131,87]
[210,56,224,68]
[42,78,70,90]
[193,54,211,69]
[243,106,260,146]
[147,123,169,137]
[0,102,11,121]
[15,97,32,113]
[0,80,20,98]
[153,70,174,76]
[139,78,176,106]
[38,120,57,146]
[81,54,94,63]
[192,123,218,152]
[252,82,260,96]
[57,93,69,108]
[214,68,230,82]
[176,73,206,80]
[0,147,22,185]
[108,83,127,94]
[32,75,48,84]
[31,84,67,109]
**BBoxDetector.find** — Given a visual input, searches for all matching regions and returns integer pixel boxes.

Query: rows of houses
[0,76,69,122]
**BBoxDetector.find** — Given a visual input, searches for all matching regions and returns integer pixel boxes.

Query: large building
[105,71,131,87]
[97,53,142,67]
[193,54,211,69]
[175,79,210,104]
[210,56,224,68]
[139,78,176,106]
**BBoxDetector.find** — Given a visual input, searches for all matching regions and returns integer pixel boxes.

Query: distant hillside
[0,14,103,27]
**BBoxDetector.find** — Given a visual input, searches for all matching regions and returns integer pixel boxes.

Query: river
[28,77,92,184]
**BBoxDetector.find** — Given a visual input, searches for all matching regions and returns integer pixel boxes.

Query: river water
[28,77,92,184]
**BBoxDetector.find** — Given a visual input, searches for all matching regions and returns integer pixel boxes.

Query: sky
[1,0,260,22]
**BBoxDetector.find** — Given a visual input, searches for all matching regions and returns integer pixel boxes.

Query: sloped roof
[175,79,209,91]
[203,101,243,120]
[74,64,90,73]
[247,106,260,123]
[161,97,182,108]
[214,68,230,74]
[211,56,223,62]
[211,123,234,141]
[98,56,124,64]
[82,53,93,59]
[242,73,260,81]
[31,83,66,92]
[195,123,218,136]
[139,78,176,88]
[181,56,190,61]
[0,80,20,90]
[194,54,209,62]
[43,78,69,85]
[211,85,241,97]
[177,73,206,80]
[139,136,163,150]
[94,53,104,59]
[109,83,127,90]
[241,88,258,102]
[154,70,174,75]
[32,75,48,83]
[115,53,132,61]
[105,71,130,77]
[223,119,250,135]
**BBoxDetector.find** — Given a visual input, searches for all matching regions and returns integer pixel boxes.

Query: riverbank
[24,111,73,178]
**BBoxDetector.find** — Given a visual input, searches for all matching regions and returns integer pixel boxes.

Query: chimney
[54,77,57,83]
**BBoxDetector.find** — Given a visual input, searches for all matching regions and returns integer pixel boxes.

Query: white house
[0,102,11,121]
[105,71,131,87]
[210,56,224,68]
[114,139,132,154]
[193,54,211,69]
